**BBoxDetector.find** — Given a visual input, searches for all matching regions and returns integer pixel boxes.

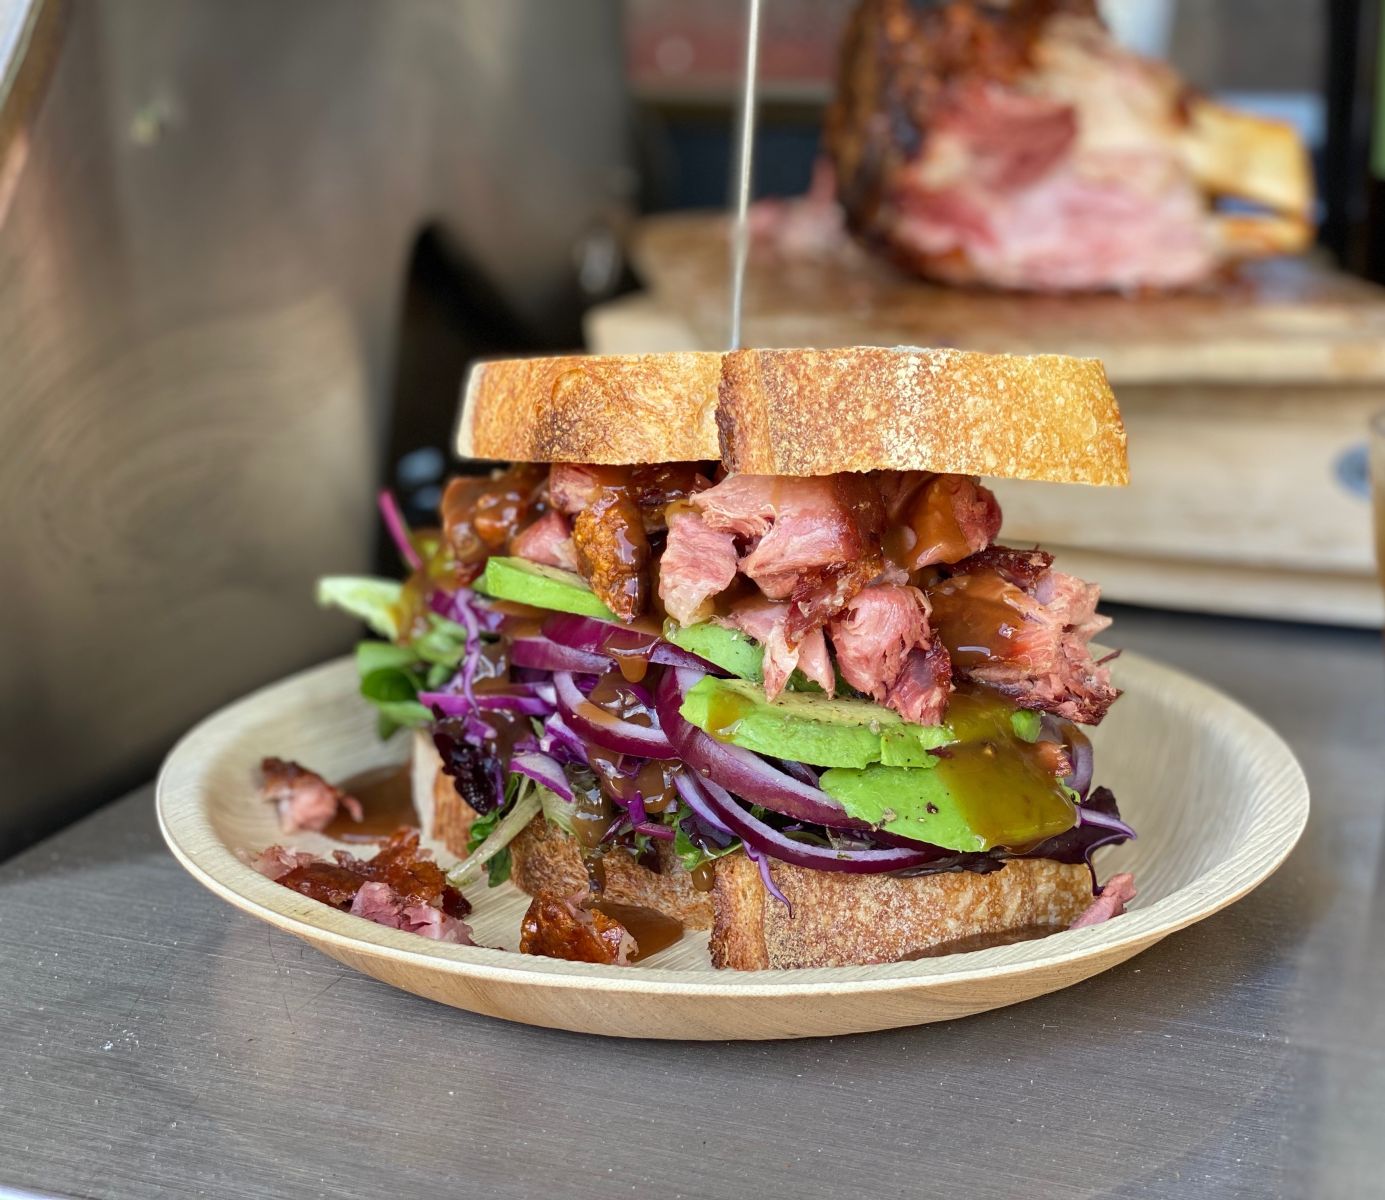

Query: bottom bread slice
[413,733,714,930]
[510,819,714,930]
[710,852,1093,969]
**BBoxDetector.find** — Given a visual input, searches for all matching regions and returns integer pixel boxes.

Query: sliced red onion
[377,489,422,570]
[509,635,610,674]
[431,587,504,633]
[1074,804,1135,840]
[541,614,724,674]
[681,775,947,874]
[509,752,573,803]
[777,758,821,787]
[654,669,867,830]
[419,686,555,718]
[634,821,675,841]
[538,713,587,764]
[554,671,675,758]
[1042,715,1094,799]
[744,843,792,912]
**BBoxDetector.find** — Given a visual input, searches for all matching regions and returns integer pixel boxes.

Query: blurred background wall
[0,0,632,856]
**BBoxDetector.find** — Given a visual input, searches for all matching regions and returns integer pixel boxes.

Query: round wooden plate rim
[156,653,1308,999]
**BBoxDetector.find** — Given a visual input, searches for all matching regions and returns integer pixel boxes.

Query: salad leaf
[674,818,741,875]
[466,808,512,886]
[317,576,405,639]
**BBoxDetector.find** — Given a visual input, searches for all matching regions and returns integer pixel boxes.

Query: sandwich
[311,345,1137,968]
[822,0,1314,291]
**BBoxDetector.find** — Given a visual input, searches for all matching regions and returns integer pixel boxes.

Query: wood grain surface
[155,652,1307,1040]
[632,211,1385,385]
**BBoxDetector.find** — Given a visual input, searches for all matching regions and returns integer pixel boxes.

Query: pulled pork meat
[250,827,473,945]
[260,757,363,834]
[1070,872,1136,928]
[473,461,1114,727]
[824,0,1271,291]
[519,893,637,966]
[928,544,1119,723]
[828,584,953,724]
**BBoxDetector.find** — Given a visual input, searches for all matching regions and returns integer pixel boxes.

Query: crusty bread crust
[710,852,1093,969]
[457,346,1128,484]
[413,736,714,929]
[459,351,723,464]
[718,346,1128,484]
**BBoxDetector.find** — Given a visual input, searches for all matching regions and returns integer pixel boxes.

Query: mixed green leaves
[673,811,741,875]
[318,576,470,738]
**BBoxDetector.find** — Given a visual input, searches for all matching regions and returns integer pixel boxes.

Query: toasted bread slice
[459,347,1127,485]
[459,351,724,465]
[710,851,1092,969]
[717,347,1127,484]
[1209,212,1315,261]
[413,734,714,930]
[1182,98,1315,221]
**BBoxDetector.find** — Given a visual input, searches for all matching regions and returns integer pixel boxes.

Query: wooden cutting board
[586,212,1385,628]
[629,211,1385,385]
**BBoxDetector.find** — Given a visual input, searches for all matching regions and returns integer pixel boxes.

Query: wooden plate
[156,654,1307,1040]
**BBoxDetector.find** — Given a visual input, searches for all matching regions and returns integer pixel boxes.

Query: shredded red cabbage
[377,490,423,570]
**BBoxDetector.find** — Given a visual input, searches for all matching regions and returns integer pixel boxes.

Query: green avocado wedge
[475,557,614,619]
[819,763,1077,852]
[663,621,766,682]
[678,676,953,769]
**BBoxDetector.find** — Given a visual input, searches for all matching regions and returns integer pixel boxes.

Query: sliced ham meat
[688,472,886,644]
[879,473,1002,570]
[828,584,953,725]
[350,880,473,944]
[260,757,363,834]
[246,844,317,881]
[510,510,578,573]
[1070,872,1136,928]
[251,828,474,942]
[886,640,955,727]
[717,595,835,700]
[928,546,1118,724]
[659,508,739,625]
[548,463,626,514]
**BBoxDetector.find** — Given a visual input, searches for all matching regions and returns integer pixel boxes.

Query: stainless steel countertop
[2,607,1382,1200]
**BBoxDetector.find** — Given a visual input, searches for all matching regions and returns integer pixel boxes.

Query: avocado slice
[819,762,1076,852]
[663,621,766,682]
[476,556,614,619]
[678,676,952,769]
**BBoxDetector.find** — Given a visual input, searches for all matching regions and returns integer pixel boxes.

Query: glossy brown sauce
[897,923,1062,960]
[931,687,1075,848]
[689,861,718,892]
[592,901,684,960]
[927,573,1026,667]
[897,476,978,570]
[324,764,418,843]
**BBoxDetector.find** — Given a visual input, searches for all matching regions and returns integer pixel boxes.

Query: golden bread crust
[459,352,723,464]
[710,852,1092,969]
[718,346,1128,484]
[458,347,1127,484]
